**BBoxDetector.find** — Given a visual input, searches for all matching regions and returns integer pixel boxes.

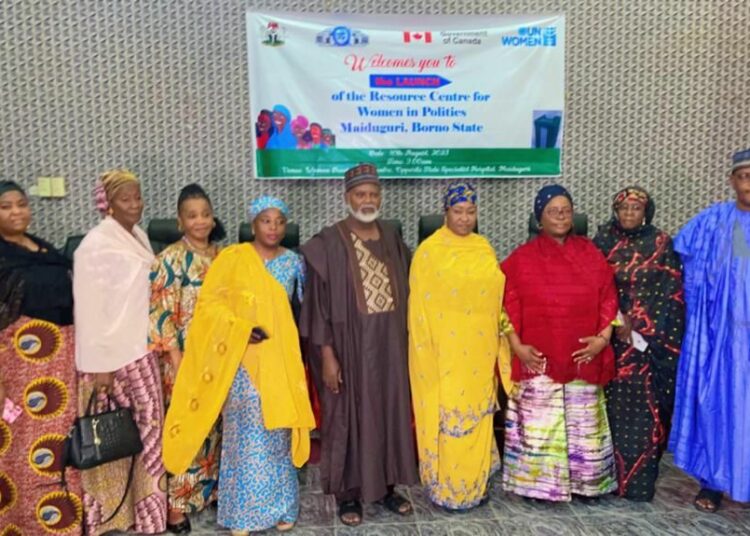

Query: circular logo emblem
[331,25,351,46]
[23,378,68,419]
[14,320,62,363]
[36,491,82,533]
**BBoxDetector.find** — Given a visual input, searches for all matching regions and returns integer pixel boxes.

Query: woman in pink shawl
[291,115,310,149]
[74,169,167,535]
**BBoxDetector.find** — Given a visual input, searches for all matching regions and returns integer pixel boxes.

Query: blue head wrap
[534,184,573,222]
[732,148,750,172]
[443,181,478,210]
[249,195,289,221]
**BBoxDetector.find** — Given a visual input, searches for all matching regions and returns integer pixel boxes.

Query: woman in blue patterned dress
[219,196,305,535]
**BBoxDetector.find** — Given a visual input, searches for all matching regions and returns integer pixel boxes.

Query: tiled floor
[184,454,750,535]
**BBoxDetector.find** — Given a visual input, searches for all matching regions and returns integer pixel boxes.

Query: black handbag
[66,391,143,469]
[62,391,144,524]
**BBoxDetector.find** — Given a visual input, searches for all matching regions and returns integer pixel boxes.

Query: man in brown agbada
[300,163,418,526]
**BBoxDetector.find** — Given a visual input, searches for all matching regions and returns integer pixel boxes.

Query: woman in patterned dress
[149,184,225,533]
[218,196,306,535]
[501,185,619,503]
[74,169,167,534]
[0,180,84,535]
[593,187,684,501]
[162,195,313,536]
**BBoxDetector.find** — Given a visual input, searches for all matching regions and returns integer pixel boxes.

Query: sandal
[276,521,295,532]
[381,491,413,516]
[166,515,191,534]
[338,500,363,526]
[694,488,723,513]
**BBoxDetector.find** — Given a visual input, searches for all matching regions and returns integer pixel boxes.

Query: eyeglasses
[544,207,573,218]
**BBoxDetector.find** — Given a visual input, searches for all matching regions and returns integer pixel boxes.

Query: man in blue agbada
[669,149,750,513]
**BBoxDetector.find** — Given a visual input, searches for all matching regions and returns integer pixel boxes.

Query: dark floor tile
[578,511,749,536]
[419,519,503,536]
[299,463,323,492]
[297,491,337,528]
[569,491,654,516]
[335,522,420,535]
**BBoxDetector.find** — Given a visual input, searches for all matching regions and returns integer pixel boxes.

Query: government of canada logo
[316,26,369,47]
[261,21,286,46]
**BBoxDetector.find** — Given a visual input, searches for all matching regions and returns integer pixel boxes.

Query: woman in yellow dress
[409,182,511,511]
[162,196,314,535]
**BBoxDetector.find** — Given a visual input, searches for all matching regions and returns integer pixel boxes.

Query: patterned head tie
[443,181,478,210]
[344,163,380,192]
[0,180,25,198]
[533,184,573,222]
[248,195,289,221]
[612,186,655,225]
[94,169,139,216]
[732,148,750,172]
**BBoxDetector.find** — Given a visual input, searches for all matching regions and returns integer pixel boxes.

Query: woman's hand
[508,332,546,374]
[321,346,343,394]
[93,372,114,392]
[248,327,269,344]
[515,344,547,374]
[573,335,609,364]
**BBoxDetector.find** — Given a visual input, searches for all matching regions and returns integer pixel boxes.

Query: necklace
[182,235,213,255]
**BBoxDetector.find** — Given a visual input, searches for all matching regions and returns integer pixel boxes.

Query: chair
[380,219,403,239]
[418,214,478,244]
[61,235,85,261]
[147,218,183,254]
[238,222,300,249]
[527,212,588,239]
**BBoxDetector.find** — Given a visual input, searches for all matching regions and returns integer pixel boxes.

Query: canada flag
[403,31,432,43]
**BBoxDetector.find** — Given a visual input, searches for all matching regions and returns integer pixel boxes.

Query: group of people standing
[0,150,748,535]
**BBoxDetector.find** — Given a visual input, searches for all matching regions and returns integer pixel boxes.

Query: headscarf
[266,105,298,150]
[291,115,309,131]
[0,181,25,198]
[732,148,750,172]
[249,195,289,221]
[94,169,139,216]
[533,184,573,222]
[443,181,477,210]
[612,186,655,226]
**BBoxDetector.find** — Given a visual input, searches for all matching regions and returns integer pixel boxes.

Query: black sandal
[338,500,363,526]
[694,488,723,513]
[166,516,191,534]
[381,491,413,516]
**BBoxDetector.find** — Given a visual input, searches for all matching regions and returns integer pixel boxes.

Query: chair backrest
[147,218,182,254]
[418,214,479,244]
[238,222,300,249]
[380,219,403,239]
[61,234,85,261]
[527,212,589,239]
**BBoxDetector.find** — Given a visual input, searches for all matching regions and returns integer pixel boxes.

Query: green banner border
[255,148,560,178]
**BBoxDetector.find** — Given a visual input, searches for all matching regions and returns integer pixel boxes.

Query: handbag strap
[100,454,136,525]
[59,454,136,532]
[86,390,122,415]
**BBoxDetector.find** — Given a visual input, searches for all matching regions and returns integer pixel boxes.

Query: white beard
[347,203,380,223]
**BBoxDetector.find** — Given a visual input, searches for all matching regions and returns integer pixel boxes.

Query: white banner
[246,12,565,178]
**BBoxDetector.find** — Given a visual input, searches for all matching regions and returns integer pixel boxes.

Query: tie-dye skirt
[77,352,167,535]
[502,375,617,501]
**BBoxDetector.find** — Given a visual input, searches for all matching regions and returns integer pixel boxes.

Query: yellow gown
[162,243,314,475]
[409,225,511,509]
